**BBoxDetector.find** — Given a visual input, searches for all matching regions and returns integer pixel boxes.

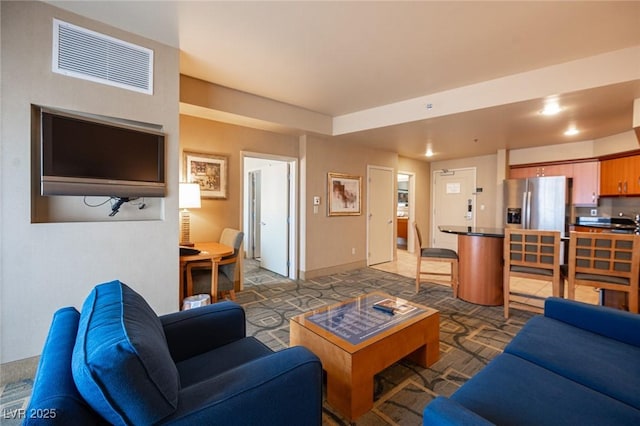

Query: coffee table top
[290,292,438,352]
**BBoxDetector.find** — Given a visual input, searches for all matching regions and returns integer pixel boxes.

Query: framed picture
[183,151,228,199]
[328,172,361,216]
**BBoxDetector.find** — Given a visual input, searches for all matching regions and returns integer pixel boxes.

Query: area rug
[0,264,535,426]
[241,262,535,425]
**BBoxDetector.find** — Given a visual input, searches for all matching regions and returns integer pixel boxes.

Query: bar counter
[438,226,505,306]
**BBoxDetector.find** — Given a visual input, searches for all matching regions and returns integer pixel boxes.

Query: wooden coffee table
[289,292,439,421]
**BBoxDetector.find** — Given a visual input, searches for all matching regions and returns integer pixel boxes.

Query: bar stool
[503,228,564,318]
[567,231,640,313]
[414,222,458,296]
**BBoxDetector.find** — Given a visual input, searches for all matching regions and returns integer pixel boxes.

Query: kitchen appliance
[504,176,572,237]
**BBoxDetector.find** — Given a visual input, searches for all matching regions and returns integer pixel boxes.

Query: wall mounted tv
[39,107,166,197]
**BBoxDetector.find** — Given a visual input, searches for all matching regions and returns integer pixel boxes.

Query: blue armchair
[25,280,322,425]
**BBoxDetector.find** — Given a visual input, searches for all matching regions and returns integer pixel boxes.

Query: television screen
[39,107,166,197]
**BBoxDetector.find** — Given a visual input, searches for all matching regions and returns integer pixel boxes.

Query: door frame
[241,151,298,280]
[366,165,395,266]
[398,171,416,253]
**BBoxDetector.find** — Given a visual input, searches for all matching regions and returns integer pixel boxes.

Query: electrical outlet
[590,209,598,216]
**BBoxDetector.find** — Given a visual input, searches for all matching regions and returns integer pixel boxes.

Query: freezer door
[504,179,527,229]
[527,176,567,233]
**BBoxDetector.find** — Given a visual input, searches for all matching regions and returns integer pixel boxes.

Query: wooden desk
[179,242,233,307]
[290,292,439,421]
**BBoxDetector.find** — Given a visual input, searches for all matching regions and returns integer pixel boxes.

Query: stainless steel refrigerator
[504,176,572,237]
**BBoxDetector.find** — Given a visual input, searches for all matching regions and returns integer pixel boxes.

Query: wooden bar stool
[414,222,458,296]
[567,231,640,313]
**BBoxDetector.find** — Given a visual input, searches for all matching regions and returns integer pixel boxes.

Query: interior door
[368,166,394,265]
[259,162,289,276]
[432,168,476,251]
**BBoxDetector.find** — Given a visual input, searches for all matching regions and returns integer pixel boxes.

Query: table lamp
[179,182,201,246]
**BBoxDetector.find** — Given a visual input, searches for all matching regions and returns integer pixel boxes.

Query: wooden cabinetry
[509,161,599,206]
[600,155,640,196]
[509,164,572,179]
[397,217,408,239]
[572,161,599,206]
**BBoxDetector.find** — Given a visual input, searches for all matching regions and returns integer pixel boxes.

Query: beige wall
[300,135,398,277]
[1,2,179,372]
[179,115,298,242]
[180,111,434,279]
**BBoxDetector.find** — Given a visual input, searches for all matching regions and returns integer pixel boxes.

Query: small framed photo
[328,172,361,216]
[183,151,228,199]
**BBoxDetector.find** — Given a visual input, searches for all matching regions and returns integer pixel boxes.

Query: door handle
[260,221,266,226]
[387,219,393,224]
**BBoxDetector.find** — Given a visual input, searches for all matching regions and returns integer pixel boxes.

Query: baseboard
[300,260,367,280]
[1,356,39,386]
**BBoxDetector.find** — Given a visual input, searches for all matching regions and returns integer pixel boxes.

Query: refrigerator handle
[521,191,528,228]
[525,191,532,229]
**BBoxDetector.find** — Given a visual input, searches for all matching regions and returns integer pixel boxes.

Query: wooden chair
[567,231,640,313]
[187,228,244,302]
[503,229,564,318]
[414,222,458,295]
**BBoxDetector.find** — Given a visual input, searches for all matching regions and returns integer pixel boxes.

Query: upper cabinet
[600,155,640,196]
[509,161,599,206]
[572,161,600,206]
[509,164,572,179]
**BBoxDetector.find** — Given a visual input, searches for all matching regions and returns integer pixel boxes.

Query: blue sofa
[25,280,322,425]
[423,297,640,425]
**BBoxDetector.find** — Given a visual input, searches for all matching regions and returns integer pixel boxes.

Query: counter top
[438,225,504,238]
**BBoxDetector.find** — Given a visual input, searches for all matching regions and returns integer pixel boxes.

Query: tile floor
[371,249,599,310]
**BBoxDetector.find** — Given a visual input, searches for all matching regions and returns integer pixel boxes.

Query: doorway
[242,153,297,280]
[397,172,416,253]
[432,168,476,251]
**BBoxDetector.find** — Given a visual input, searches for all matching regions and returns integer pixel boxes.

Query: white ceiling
[48,1,640,160]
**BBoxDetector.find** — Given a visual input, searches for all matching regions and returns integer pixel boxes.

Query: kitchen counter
[438,225,505,238]
[573,217,637,234]
[438,226,504,306]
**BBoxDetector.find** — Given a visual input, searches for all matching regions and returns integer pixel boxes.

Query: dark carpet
[240,260,534,425]
[0,262,535,425]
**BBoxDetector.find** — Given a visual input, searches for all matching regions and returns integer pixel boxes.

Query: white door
[432,168,476,251]
[368,166,395,265]
[260,162,289,276]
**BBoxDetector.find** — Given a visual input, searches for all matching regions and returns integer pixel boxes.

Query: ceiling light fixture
[564,126,579,136]
[539,101,562,116]
[425,148,434,157]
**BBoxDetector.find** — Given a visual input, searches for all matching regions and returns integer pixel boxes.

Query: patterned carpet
[240,260,535,425]
[0,262,535,425]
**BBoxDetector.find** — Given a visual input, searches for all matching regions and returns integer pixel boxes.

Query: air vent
[52,19,153,94]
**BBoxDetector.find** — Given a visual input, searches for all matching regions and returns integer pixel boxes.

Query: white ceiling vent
[53,19,153,94]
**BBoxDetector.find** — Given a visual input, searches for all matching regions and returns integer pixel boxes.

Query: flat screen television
[39,107,166,197]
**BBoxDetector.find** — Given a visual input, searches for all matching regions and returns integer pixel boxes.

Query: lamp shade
[179,183,201,209]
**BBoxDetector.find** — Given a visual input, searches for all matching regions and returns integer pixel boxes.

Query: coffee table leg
[326,367,374,422]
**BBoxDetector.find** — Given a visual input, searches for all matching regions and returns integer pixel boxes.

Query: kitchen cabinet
[397,217,408,239]
[600,155,640,196]
[571,161,599,206]
[509,164,572,179]
[510,161,599,206]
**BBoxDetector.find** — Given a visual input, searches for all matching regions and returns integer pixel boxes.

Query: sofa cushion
[451,353,640,426]
[504,315,640,410]
[176,336,273,387]
[72,281,180,425]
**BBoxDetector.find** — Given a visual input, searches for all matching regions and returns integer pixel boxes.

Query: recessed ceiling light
[540,102,562,116]
[425,148,434,157]
[564,126,579,136]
